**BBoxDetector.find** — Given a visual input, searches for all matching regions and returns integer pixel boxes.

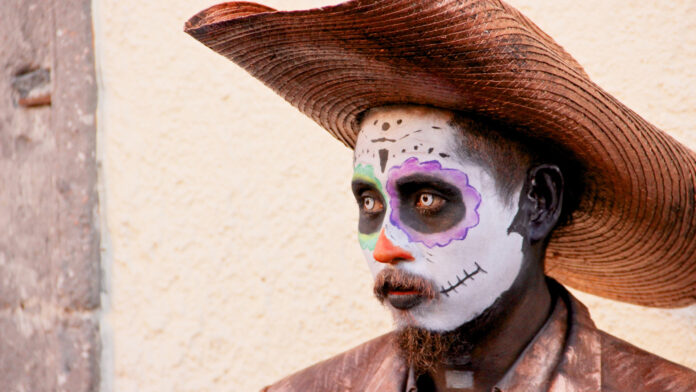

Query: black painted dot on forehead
[414,145,418,150]
[382,122,391,131]
[397,119,402,124]
[428,147,434,153]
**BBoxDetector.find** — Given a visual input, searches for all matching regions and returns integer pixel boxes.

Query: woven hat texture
[185,0,696,307]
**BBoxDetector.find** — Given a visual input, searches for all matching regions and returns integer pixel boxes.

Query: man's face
[352,106,525,332]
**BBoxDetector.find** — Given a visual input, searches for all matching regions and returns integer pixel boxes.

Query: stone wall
[0,1,100,391]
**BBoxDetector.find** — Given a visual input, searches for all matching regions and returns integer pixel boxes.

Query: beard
[395,325,474,375]
[374,268,502,375]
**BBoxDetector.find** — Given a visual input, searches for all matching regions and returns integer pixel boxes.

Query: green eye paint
[352,163,386,251]
[358,232,379,251]
[352,163,384,193]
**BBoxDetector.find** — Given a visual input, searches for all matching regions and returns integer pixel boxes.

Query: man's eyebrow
[351,178,381,195]
[395,174,461,197]
[395,173,446,185]
[351,177,376,186]
[352,163,383,191]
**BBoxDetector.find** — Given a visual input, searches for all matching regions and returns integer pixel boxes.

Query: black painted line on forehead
[371,137,396,143]
[432,126,441,129]
[397,129,422,142]
[379,149,389,173]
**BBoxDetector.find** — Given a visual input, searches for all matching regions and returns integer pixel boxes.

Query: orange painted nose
[373,228,414,264]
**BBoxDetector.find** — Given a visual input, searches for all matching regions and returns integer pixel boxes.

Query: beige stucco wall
[94,0,696,391]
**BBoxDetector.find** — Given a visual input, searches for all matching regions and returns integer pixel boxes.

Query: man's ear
[525,164,564,243]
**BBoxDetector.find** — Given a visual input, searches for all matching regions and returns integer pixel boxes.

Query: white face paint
[352,106,525,332]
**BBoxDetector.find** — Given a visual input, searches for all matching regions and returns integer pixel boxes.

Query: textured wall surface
[95,0,696,391]
[1,1,101,391]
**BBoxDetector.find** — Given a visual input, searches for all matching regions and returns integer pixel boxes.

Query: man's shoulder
[261,332,406,392]
[555,285,696,391]
[598,329,696,391]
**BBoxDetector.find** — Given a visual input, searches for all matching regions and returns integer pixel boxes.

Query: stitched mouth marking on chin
[440,262,487,297]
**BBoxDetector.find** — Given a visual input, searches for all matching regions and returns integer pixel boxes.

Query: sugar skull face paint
[352,106,525,332]
[386,157,481,248]
[352,163,386,250]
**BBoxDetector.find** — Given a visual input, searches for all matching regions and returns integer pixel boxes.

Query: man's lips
[387,290,427,310]
[374,268,438,310]
[388,290,421,296]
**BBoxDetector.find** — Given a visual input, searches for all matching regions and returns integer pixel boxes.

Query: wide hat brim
[185,0,696,307]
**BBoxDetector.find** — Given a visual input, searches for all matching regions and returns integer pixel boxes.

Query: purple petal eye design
[386,157,481,248]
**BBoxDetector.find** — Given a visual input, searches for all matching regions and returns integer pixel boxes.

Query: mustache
[373,268,438,302]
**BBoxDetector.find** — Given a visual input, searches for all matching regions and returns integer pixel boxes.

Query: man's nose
[373,228,414,264]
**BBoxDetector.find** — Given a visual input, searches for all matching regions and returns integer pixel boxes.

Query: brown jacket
[263,288,696,391]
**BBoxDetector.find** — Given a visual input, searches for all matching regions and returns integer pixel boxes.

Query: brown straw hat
[184,0,696,307]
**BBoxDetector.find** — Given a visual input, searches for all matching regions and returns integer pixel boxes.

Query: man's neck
[423,272,553,392]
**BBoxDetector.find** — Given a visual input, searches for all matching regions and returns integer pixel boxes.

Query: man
[184,0,696,390]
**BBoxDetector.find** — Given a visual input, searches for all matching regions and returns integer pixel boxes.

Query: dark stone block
[0,313,100,392]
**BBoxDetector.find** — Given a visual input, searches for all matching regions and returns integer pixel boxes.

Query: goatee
[395,325,473,375]
[373,268,496,375]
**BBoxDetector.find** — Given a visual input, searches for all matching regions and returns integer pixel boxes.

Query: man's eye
[364,196,375,210]
[415,192,445,211]
[362,195,383,212]
[418,193,434,207]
